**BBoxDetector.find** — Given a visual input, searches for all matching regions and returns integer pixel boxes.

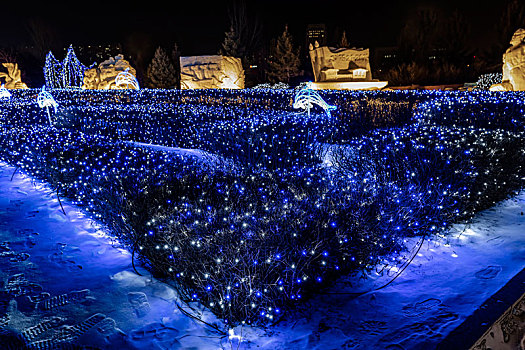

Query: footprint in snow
[357,320,388,335]
[24,210,39,219]
[96,317,125,339]
[402,298,442,318]
[9,252,30,263]
[17,228,37,236]
[47,243,83,272]
[128,292,151,318]
[128,322,179,342]
[9,200,23,207]
[474,265,502,280]
[4,273,43,297]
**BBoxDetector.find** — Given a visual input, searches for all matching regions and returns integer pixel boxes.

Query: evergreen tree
[267,25,301,84]
[339,30,350,48]
[220,26,242,57]
[146,47,177,88]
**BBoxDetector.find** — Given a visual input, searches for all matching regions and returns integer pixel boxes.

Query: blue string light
[0,87,523,326]
[44,45,94,89]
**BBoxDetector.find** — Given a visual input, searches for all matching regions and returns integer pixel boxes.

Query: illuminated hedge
[0,89,524,325]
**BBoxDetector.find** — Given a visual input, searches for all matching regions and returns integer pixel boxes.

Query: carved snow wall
[179,55,244,89]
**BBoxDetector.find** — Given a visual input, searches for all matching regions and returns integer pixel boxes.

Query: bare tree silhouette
[25,18,59,62]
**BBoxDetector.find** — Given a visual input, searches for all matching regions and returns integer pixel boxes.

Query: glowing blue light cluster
[0,87,523,326]
[44,45,94,89]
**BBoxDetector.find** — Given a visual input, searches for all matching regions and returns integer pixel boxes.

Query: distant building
[306,24,327,48]
[372,46,399,73]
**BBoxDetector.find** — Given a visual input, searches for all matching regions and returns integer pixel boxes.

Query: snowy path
[0,162,523,349]
[0,163,225,349]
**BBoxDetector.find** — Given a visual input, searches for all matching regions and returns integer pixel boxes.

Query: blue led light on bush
[0,87,523,326]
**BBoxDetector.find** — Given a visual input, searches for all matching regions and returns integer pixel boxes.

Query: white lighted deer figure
[37,86,58,125]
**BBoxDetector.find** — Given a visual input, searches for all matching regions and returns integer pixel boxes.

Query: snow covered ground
[0,161,523,349]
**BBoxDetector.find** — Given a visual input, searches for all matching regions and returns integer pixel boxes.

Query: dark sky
[0,1,506,56]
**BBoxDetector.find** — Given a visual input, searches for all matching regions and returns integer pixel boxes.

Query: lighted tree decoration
[44,51,61,89]
[44,45,93,89]
[61,45,91,88]
[267,25,301,84]
[146,47,177,89]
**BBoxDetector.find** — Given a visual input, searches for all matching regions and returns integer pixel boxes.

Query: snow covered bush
[0,89,524,326]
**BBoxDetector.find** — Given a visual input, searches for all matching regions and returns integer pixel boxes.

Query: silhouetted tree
[498,0,525,47]
[146,47,177,88]
[220,26,241,57]
[442,9,472,65]
[171,43,181,89]
[0,49,16,63]
[124,32,155,85]
[267,25,301,84]
[220,0,262,58]
[339,30,350,48]
[25,18,60,62]
[220,0,264,86]
[398,8,439,63]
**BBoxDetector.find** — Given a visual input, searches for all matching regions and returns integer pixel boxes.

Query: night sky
[0,1,508,55]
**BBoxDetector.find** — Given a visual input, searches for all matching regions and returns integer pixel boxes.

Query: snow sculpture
[0,63,28,89]
[490,28,525,91]
[293,82,336,117]
[308,42,387,90]
[82,55,137,89]
[0,84,11,98]
[115,68,139,90]
[37,86,58,125]
[179,55,244,89]
[309,42,372,82]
